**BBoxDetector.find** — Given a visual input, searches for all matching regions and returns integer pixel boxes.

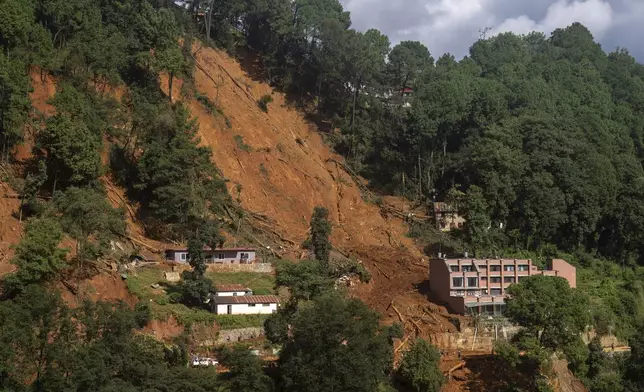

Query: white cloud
[493,0,615,39]
[341,0,644,60]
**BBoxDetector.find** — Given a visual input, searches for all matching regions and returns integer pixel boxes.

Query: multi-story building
[429,257,576,315]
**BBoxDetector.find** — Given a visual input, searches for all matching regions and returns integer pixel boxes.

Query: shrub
[234,135,252,152]
[257,94,273,112]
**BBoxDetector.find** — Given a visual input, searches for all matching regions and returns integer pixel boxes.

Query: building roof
[213,295,280,305]
[433,202,459,213]
[165,247,256,252]
[401,87,413,93]
[215,284,251,292]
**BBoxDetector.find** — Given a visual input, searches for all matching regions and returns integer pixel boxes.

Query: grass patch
[257,94,273,112]
[126,269,277,329]
[195,91,223,116]
[214,314,269,329]
[205,271,275,295]
[234,135,252,152]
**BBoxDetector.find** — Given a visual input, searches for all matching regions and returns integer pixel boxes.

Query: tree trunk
[205,0,214,43]
[350,82,359,131]
[418,152,422,201]
[169,72,174,102]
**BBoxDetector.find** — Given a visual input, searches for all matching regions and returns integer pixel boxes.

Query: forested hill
[202,0,644,265]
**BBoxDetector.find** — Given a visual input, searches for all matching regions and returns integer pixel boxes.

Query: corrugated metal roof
[215,284,251,292]
[213,295,280,304]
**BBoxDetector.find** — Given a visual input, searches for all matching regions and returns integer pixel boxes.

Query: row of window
[452,288,503,296]
[452,276,524,287]
[247,304,271,307]
[179,252,251,261]
[449,264,530,272]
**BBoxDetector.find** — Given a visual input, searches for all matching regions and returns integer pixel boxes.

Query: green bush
[234,135,252,152]
[257,94,273,112]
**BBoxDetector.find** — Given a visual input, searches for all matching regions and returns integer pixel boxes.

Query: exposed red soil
[158,43,459,335]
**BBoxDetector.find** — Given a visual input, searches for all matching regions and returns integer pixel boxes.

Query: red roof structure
[215,284,251,292]
[213,295,280,305]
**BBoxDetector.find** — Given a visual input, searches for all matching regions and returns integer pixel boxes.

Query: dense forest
[1,0,644,391]
[194,0,644,266]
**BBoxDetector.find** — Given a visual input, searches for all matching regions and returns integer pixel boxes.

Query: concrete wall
[550,258,577,288]
[215,303,278,315]
[216,327,264,343]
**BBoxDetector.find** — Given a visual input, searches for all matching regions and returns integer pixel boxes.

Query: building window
[490,277,501,283]
[449,265,459,272]
[504,265,515,272]
[518,264,529,271]
[504,276,515,284]
[217,253,225,260]
[205,255,213,262]
[480,277,487,281]
[466,290,478,296]
[248,304,256,307]
[263,304,270,307]
[490,265,501,272]
[467,277,478,287]
[490,288,502,296]
[452,277,464,287]
[478,264,488,270]
[240,252,249,260]
[180,253,187,261]
[462,265,474,272]
[233,292,237,296]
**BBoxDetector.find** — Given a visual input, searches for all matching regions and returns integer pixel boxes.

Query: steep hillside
[161,43,460,330]
[0,180,22,276]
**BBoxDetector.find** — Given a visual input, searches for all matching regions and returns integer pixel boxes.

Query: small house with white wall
[165,247,256,264]
[211,294,280,315]
[215,284,252,297]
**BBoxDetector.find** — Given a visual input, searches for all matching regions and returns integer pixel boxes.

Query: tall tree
[310,206,331,264]
[398,339,444,392]
[277,293,393,392]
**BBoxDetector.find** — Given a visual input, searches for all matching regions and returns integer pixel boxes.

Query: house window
[490,277,501,283]
[466,277,478,287]
[452,277,464,288]
[449,265,459,272]
[240,252,249,260]
[480,277,487,281]
[478,264,488,270]
[490,265,501,272]
[490,288,502,296]
[518,265,530,271]
[248,304,256,307]
[217,253,225,260]
[466,290,478,296]
[461,265,474,272]
[504,276,515,284]
[504,265,515,272]
[263,304,270,307]
[180,253,187,261]
[233,292,237,296]
[205,255,213,262]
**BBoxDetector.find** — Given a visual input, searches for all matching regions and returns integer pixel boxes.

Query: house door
[227,305,232,315]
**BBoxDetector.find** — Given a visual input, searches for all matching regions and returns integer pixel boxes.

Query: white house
[215,284,252,297]
[211,295,280,315]
[165,247,257,264]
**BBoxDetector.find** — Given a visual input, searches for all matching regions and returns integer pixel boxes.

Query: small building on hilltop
[429,257,576,315]
[214,284,252,297]
[211,294,280,315]
[165,247,256,264]
[433,202,465,232]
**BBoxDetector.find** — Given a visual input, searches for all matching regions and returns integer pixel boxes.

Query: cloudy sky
[340,0,644,60]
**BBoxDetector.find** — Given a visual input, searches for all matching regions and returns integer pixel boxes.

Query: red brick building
[429,257,577,315]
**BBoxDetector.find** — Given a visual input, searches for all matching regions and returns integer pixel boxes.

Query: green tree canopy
[398,339,444,392]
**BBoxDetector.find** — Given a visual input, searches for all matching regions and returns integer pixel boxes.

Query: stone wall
[429,324,521,352]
